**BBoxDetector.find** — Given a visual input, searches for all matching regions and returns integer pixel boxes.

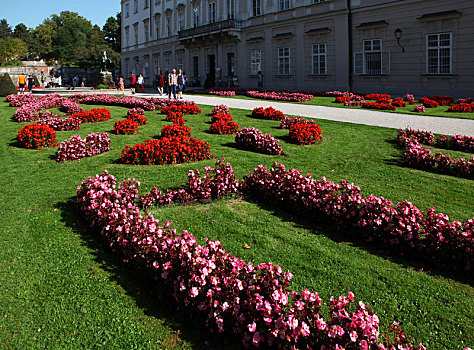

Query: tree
[0,19,12,39]
[0,73,17,96]
[32,21,56,58]
[0,37,28,62]
[103,13,121,52]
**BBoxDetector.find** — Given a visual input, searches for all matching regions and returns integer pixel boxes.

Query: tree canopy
[0,12,121,68]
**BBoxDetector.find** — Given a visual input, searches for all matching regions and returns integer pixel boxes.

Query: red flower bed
[362,102,396,111]
[161,124,191,138]
[209,120,239,134]
[418,98,439,108]
[334,96,350,104]
[289,123,322,145]
[161,104,201,115]
[391,98,407,108]
[211,113,233,123]
[251,106,285,121]
[70,108,112,123]
[120,136,214,165]
[127,113,148,125]
[164,111,185,122]
[424,95,454,106]
[17,123,57,149]
[447,103,474,113]
[114,119,139,135]
[365,93,391,101]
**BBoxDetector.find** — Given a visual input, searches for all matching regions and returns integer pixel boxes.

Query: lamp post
[394,28,405,52]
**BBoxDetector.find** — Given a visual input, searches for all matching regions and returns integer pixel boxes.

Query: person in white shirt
[136,74,145,93]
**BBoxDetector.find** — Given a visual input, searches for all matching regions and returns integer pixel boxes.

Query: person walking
[177,69,186,99]
[81,76,86,87]
[168,69,178,99]
[117,75,125,95]
[129,73,137,94]
[164,71,169,95]
[27,75,35,93]
[257,71,263,89]
[157,71,164,95]
[136,74,145,93]
[17,74,27,94]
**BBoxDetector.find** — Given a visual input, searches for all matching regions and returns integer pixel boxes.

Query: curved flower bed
[398,128,474,153]
[120,137,214,165]
[289,123,322,145]
[209,119,239,134]
[422,95,454,106]
[77,169,427,350]
[251,107,285,121]
[397,128,474,178]
[140,159,239,208]
[161,124,191,139]
[418,98,439,108]
[57,132,110,162]
[334,96,350,104]
[391,98,407,108]
[148,98,197,110]
[280,116,316,129]
[365,94,391,101]
[126,113,148,125]
[362,102,396,111]
[127,108,145,116]
[114,119,139,135]
[17,123,57,149]
[235,127,282,155]
[448,103,474,113]
[211,113,233,123]
[70,108,111,123]
[37,114,82,131]
[247,90,314,102]
[241,162,473,273]
[209,90,236,96]
[70,94,155,111]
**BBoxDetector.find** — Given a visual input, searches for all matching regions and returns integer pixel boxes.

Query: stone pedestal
[99,70,115,88]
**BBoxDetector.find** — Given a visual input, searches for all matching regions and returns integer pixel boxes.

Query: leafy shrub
[289,123,322,145]
[0,73,17,97]
[17,123,57,149]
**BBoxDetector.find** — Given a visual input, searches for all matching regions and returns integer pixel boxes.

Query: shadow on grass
[55,198,239,350]
[245,198,473,286]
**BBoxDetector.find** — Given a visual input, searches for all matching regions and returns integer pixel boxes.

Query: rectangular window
[165,55,171,72]
[133,23,138,45]
[144,61,150,77]
[193,8,200,27]
[143,0,149,9]
[227,0,235,19]
[134,0,138,13]
[253,0,262,16]
[209,2,216,23]
[278,47,290,75]
[125,61,129,75]
[363,39,382,75]
[166,17,171,36]
[154,57,160,74]
[178,12,185,31]
[177,57,183,71]
[193,56,199,77]
[426,33,452,74]
[155,17,160,38]
[312,44,327,75]
[312,0,328,3]
[250,49,261,74]
[279,0,290,11]
[143,20,149,42]
[125,27,130,47]
[125,3,130,17]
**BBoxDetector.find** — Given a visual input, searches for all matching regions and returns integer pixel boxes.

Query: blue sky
[1,0,121,29]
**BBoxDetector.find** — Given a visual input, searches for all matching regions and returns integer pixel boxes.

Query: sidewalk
[35,88,474,136]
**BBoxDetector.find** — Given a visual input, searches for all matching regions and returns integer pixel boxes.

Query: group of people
[17,74,36,94]
[127,69,187,99]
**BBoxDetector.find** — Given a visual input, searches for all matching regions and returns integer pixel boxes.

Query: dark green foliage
[0,73,17,96]
[33,75,40,87]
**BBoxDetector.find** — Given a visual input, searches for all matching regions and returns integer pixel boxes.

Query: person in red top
[129,73,137,94]
[158,71,165,95]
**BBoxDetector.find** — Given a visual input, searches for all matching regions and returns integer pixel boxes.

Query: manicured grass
[196,94,474,120]
[0,98,472,349]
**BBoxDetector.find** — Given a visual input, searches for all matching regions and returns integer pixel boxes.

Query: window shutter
[354,52,363,75]
[382,51,390,75]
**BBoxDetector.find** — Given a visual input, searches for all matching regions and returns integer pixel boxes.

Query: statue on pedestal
[99,50,115,88]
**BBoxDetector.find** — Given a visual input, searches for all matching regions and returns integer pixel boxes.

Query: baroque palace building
[121,0,474,97]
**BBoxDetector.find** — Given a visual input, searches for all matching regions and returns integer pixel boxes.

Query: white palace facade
[121,0,474,97]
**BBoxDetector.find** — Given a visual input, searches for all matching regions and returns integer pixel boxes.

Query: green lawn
[0,99,472,349]
[195,93,474,120]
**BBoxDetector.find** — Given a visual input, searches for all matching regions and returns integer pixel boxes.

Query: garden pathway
[136,92,474,137]
[36,89,474,136]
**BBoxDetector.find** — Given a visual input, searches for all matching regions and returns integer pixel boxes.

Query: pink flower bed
[70,94,155,111]
[235,127,282,155]
[280,116,316,129]
[397,128,473,179]
[140,159,239,208]
[241,162,473,272]
[57,132,110,162]
[37,115,82,131]
[209,90,236,96]
[211,105,230,115]
[414,105,425,113]
[77,169,426,350]
[398,128,474,152]
[8,94,84,122]
[127,108,145,116]
[246,90,313,102]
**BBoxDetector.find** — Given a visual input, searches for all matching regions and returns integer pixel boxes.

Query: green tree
[0,19,12,39]
[0,37,28,62]
[103,13,121,52]
[32,21,56,58]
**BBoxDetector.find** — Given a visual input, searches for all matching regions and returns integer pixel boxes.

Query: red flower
[114,119,139,135]
[70,108,112,123]
[289,123,322,145]
[17,123,57,149]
